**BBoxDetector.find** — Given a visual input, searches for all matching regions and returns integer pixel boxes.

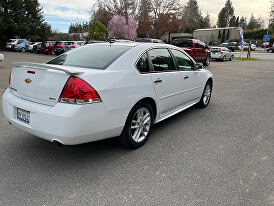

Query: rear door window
[136,53,150,73]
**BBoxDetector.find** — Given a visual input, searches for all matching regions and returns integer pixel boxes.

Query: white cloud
[39,0,96,10]
[43,5,90,20]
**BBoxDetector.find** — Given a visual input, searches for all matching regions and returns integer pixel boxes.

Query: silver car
[210,47,233,61]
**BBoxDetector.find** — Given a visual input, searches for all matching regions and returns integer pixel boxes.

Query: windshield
[47,45,131,69]
[8,39,16,43]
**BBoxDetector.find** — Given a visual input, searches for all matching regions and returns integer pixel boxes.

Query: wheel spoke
[143,116,151,125]
[131,125,139,129]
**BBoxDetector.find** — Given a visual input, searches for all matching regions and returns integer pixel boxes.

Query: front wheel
[119,102,154,149]
[198,81,212,108]
[269,49,273,53]
[203,56,211,66]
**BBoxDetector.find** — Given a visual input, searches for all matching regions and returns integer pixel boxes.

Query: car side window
[194,41,199,48]
[136,53,150,73]
[171,49,194,71]
[18,40,24,44]
[148,49,176,72]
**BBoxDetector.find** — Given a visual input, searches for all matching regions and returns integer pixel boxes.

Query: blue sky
[40,0,94,33]
[40,0,270,33]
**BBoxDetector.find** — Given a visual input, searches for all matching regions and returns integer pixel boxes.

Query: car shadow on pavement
[5,103,210,170]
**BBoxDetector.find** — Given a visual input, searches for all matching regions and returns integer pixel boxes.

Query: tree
[247,14,263,30]
[69,22,90,33]
[108,15,138,39]
[217,0,235,27]
[137,0,152,37]
[89,21,108,40]
[91,7,113,27]
[239,16,248,30]
[180,0,210,33]
[150,0,182,38]
[0,0,51,46]
[96,0,139,21]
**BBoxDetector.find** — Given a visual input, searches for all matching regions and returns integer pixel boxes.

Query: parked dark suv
[171,39,211,66]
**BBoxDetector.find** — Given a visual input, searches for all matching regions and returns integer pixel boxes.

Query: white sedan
[2,43,213,148]
[0,54,4,61]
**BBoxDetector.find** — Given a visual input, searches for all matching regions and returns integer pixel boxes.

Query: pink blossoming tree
[108,15,138,40]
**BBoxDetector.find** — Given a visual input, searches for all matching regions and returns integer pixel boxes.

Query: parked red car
[41,41,56,55]
[171,39,211,66]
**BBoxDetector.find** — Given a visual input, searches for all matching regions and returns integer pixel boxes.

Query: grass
[234,57,260,61]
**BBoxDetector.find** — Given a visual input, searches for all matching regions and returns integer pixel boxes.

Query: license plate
[17,108,30,124]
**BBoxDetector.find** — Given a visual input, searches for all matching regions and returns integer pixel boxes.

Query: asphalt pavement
[0,51,273,206]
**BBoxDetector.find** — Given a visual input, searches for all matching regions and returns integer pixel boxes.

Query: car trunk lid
[10,62,86,106]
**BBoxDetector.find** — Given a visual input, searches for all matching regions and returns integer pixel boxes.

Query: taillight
[220,50,223,54]
[58,45,63,48]
[71,45,76,48]
[59,76,101,104]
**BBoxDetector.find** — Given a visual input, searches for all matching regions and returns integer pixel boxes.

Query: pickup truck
[171,39,211,66]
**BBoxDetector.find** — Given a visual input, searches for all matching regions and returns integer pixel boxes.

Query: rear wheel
[21,48,25,52]
[203,56,210,66]
[269,49,273,53]
[198,81,212,108]
[222,56,226,62]
[120,102,154,149]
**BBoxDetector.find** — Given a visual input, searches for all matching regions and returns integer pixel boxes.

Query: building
[161,33,193,43]
[193,27,240,45]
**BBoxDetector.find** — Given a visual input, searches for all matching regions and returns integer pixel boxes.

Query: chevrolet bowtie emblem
[25,78,32,84]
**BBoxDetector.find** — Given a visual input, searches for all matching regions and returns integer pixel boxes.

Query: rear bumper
[211,54,223,60]
[2,89,126,145]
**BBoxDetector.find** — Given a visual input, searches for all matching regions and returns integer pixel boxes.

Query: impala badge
[25,78,32,84]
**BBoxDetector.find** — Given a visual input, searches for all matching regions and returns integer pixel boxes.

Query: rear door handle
[184,75,189,79]
[154,79,163,84]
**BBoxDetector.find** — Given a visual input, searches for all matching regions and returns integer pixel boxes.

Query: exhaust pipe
[52,140,63,147]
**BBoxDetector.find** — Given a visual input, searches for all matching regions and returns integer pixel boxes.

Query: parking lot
[0,51,273,205]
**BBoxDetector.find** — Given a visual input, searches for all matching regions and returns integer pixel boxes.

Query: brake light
[14,45,18,47]
[58,45,63,48]
[59,76,101,104]
[220,50,223,54]
[71,45,76,48]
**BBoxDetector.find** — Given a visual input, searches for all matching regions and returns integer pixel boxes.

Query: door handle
[184,75,189,79]
[154,79,163,84]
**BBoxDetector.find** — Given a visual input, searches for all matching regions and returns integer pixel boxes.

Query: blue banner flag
[238,26,244,50]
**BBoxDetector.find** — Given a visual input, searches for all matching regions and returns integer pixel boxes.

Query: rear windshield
[47,45,131,69]
[136,39,152,42]
[8,39,16,43]
[172,40,193,48]
[210,48,221,52]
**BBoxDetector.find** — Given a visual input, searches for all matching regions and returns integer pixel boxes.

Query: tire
[269,49,273,53]
[198,81,212,108]
[21,48,26,52]
[229,56,233,61]
[203,56,210,66]
[119,102,154,149]
[222,56,226,62]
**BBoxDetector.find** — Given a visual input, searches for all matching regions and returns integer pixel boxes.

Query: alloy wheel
[130,107,151,143]
[203,84,211,105]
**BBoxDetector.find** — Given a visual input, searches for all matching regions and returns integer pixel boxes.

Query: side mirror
[194,63,203,70]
